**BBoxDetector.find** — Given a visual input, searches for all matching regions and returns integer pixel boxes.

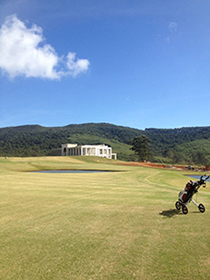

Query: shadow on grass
[159,209,181,218]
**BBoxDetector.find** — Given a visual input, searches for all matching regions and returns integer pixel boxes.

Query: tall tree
[130,135,151,161]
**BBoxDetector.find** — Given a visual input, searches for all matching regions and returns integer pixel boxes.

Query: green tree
[130,135,151,161]
[191,151,207,165]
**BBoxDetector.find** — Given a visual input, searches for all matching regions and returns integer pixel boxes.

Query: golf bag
[175,175,209,215]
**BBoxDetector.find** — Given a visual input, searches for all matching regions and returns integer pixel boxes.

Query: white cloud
[168,22,178,33]
[66,52,90,77]
[0,15,90,79]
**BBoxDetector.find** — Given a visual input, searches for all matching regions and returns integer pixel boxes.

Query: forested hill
[1,123,210,164]
[0,123,142,158]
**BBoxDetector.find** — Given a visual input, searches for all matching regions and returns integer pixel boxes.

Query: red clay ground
[117,161,206,171]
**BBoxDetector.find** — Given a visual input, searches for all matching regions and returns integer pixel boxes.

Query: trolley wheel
[198,203,205,213]
[175,201,181,211]
[182,205,188,215]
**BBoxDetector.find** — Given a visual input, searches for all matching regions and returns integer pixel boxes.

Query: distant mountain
[1,123,210,164]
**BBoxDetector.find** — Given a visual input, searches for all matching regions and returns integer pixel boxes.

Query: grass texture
[0,156,210,279]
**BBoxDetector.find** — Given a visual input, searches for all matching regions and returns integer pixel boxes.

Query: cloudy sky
[0,0,210,129]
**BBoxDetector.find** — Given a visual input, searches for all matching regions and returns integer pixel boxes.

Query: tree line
[1,123,210,164]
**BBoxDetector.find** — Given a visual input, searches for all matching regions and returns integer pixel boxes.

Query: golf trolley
[175,175,209,215]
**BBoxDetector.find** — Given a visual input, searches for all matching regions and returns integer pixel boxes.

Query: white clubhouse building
[61,143,117,160]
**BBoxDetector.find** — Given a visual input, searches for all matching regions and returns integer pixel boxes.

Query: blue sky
[0,0,210,130]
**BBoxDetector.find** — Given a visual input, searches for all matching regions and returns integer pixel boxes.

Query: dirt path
[117,161,205,171]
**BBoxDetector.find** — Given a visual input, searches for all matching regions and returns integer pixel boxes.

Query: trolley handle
[198,175,209,187]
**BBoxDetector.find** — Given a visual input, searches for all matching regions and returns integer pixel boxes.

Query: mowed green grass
[0,157,210,280]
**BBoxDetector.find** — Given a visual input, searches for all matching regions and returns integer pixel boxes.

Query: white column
[109,148,111,159]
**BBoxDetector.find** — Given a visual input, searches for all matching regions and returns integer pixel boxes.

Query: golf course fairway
[0,156,210,279]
